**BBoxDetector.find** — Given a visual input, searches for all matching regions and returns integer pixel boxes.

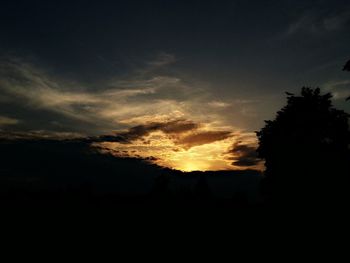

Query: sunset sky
[0,0,349,171]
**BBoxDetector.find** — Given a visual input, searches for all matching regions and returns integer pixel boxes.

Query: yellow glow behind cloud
[94,130,261,172]
[1,58,263,171]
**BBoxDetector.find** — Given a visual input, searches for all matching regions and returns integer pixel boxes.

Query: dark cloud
[229,142,261,167]
[91,120,232,149]
[1,120,227,151]
[92,134,129,143]
[0,130,84,141]
[177,131,232,149]
[94,120,199,143]
[159,120,199,134]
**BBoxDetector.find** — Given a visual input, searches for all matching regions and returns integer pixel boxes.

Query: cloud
[228,142,261,167]
[0,57,193,131]
[89,121,244,171]
[110,76,181,90]
[0,56,243,137]
[323,80,350,100]
[158,120,199,134]
[323,10,350,31]
[0,116,19,126]
[0,55,261,172]
[0,130,84,140]
[282,8,350,38]
[95,119,200,143]
[177,131,233,149]
[147,52,177,67]
[93,129,259,172]
[0,55,257,137]
[208,101,231,108]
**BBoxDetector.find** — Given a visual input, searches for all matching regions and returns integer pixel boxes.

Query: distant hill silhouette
[0,138,261,208]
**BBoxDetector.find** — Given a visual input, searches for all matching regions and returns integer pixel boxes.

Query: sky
[0,0,349,171]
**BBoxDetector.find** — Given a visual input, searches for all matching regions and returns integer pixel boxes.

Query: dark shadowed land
[0,138,262,209]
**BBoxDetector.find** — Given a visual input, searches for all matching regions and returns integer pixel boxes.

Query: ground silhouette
[0,138,261,208]
[257,87,350,207]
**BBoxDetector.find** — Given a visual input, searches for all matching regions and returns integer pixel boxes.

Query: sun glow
[93,129,261,172]
[181,162,200,172]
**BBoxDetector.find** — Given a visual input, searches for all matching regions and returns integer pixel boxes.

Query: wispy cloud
[0,56,243,133]
[95,119,200,143]
[147,52,177,67]
[323,79,350,100]
[281,8,350,38]
[208,101,231,108]
[0,57,190,129]
[0,116,19,126]
[0,130,83,140]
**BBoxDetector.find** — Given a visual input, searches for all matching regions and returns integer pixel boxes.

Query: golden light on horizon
[93,130,262,172]
[176,160,206,172]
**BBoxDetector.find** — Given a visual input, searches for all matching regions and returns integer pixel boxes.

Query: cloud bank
[0,55,261,171]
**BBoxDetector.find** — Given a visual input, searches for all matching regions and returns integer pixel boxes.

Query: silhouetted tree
[343,59,350,71]
[257,87,350,206]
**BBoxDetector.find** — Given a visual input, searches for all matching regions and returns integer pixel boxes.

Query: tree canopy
[343,59,350,71]
[257,87,350,206]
